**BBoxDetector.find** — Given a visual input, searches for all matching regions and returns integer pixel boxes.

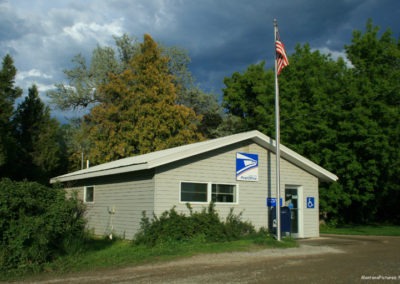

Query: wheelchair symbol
[307,197,315,208]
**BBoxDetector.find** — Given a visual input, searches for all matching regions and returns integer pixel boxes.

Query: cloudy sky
[1,0,399,120]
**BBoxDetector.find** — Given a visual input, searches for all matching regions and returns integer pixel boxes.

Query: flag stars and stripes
[276,38,289,75]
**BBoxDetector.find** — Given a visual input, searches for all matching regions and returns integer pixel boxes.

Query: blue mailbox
[269,206,291,235]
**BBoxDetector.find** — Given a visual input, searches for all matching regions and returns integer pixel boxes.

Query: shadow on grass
[83,237,117,252]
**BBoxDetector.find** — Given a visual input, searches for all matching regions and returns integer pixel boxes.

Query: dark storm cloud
[0,2,31,53]
[0,0,398,114]
[159,0,397,92]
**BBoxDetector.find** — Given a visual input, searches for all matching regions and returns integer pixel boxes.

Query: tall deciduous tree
[47,34,223,138]
[279,44,352,223]
[0,54,22,172]
[84,34,203,164]
[13,85,67,183]
[222,61,275,134]
[344,19,400,223]
[222,20,400,225]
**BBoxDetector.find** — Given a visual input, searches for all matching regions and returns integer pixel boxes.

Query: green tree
[222,20,400,225]
[222,61,275,135]
[344,19,400,223]
[85,34,203,164]
[223,47,351,223]
[0,54,22,173]
[47,34,223,139]
[60,119,92,171]
[13,85,67,183]
[47,47,121,109]
[279,44,352,223]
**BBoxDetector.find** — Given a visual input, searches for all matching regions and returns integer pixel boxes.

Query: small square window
[212,184,237,203]
[84,186,94,203]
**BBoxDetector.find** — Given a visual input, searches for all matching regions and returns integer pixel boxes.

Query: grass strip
[320,224,400,236]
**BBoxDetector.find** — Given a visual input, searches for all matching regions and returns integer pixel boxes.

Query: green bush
[133,203,255,246]
[0,178,86,273]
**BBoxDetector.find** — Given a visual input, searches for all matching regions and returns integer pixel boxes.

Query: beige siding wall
[64,170,154,240]
[63,141,321,239]
[154,142,271,229]
[155,141,320,237]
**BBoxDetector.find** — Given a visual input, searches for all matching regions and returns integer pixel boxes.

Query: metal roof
[50,130,338,183]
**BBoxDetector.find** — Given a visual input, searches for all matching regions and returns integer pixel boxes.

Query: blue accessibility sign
[306,197,315,209]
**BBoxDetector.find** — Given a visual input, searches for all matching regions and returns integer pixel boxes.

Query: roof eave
[50,163,149,184]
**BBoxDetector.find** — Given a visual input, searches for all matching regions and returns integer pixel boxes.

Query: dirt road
[21,235,400,283]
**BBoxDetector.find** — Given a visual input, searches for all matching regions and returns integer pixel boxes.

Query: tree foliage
[12,85,67,183]
[0,55,22,169]
[223,20,400,224]
[47,34,223,139]
[223,62,275,134]
[0,178,86,273]
[343,19,400,223]
[83,34,203,164]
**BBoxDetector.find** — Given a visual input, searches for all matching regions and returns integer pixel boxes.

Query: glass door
[285,188,298,234]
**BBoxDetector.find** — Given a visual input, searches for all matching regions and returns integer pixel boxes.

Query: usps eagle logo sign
[236,153,259,181]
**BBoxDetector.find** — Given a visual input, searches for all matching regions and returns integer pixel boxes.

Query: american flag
[275,34,289,75]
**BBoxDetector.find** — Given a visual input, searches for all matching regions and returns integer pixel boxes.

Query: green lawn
[7,235,296,281]
[320,224,400,236]
[46,236,297,272]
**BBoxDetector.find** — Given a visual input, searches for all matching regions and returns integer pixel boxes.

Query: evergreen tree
[13,85,66,183]
[0,54,22,173]
[84,34,203,164]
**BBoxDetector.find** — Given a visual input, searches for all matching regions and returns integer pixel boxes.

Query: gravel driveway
[19,234,400,283]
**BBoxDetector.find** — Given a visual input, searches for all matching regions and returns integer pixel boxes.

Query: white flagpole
[273,19,281,241]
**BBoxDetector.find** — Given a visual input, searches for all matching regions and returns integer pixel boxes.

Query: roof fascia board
[251,132,338,182]
[50,163,149,183]
[147,135,247,169]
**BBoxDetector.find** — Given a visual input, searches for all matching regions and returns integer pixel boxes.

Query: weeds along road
[23,235,400,284]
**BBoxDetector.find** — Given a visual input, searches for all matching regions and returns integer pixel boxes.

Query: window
[180,182,238,204]
[180,182,208,202]
[212,184,237,203]
[84,186,94,203]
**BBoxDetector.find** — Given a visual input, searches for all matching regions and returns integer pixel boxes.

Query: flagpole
[273,19,281,241]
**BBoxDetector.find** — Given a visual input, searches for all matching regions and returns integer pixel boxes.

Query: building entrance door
[285,187,299,234]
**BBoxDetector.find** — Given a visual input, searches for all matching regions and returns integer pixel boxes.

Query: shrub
[224,208,255,240]
[0,178,86,273]
[133,203,255,246]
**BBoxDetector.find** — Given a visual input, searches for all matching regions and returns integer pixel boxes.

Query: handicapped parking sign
[306,197,315,209]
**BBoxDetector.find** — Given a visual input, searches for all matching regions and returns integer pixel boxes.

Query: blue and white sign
[306,197,315,209]
[236,152,258,181]
[266,197,283,207]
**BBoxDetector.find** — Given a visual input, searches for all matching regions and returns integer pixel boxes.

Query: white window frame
[179,181,239,205]
[84,185,95,203]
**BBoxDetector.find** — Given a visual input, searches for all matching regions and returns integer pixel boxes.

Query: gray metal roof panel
[50,130,338,183]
